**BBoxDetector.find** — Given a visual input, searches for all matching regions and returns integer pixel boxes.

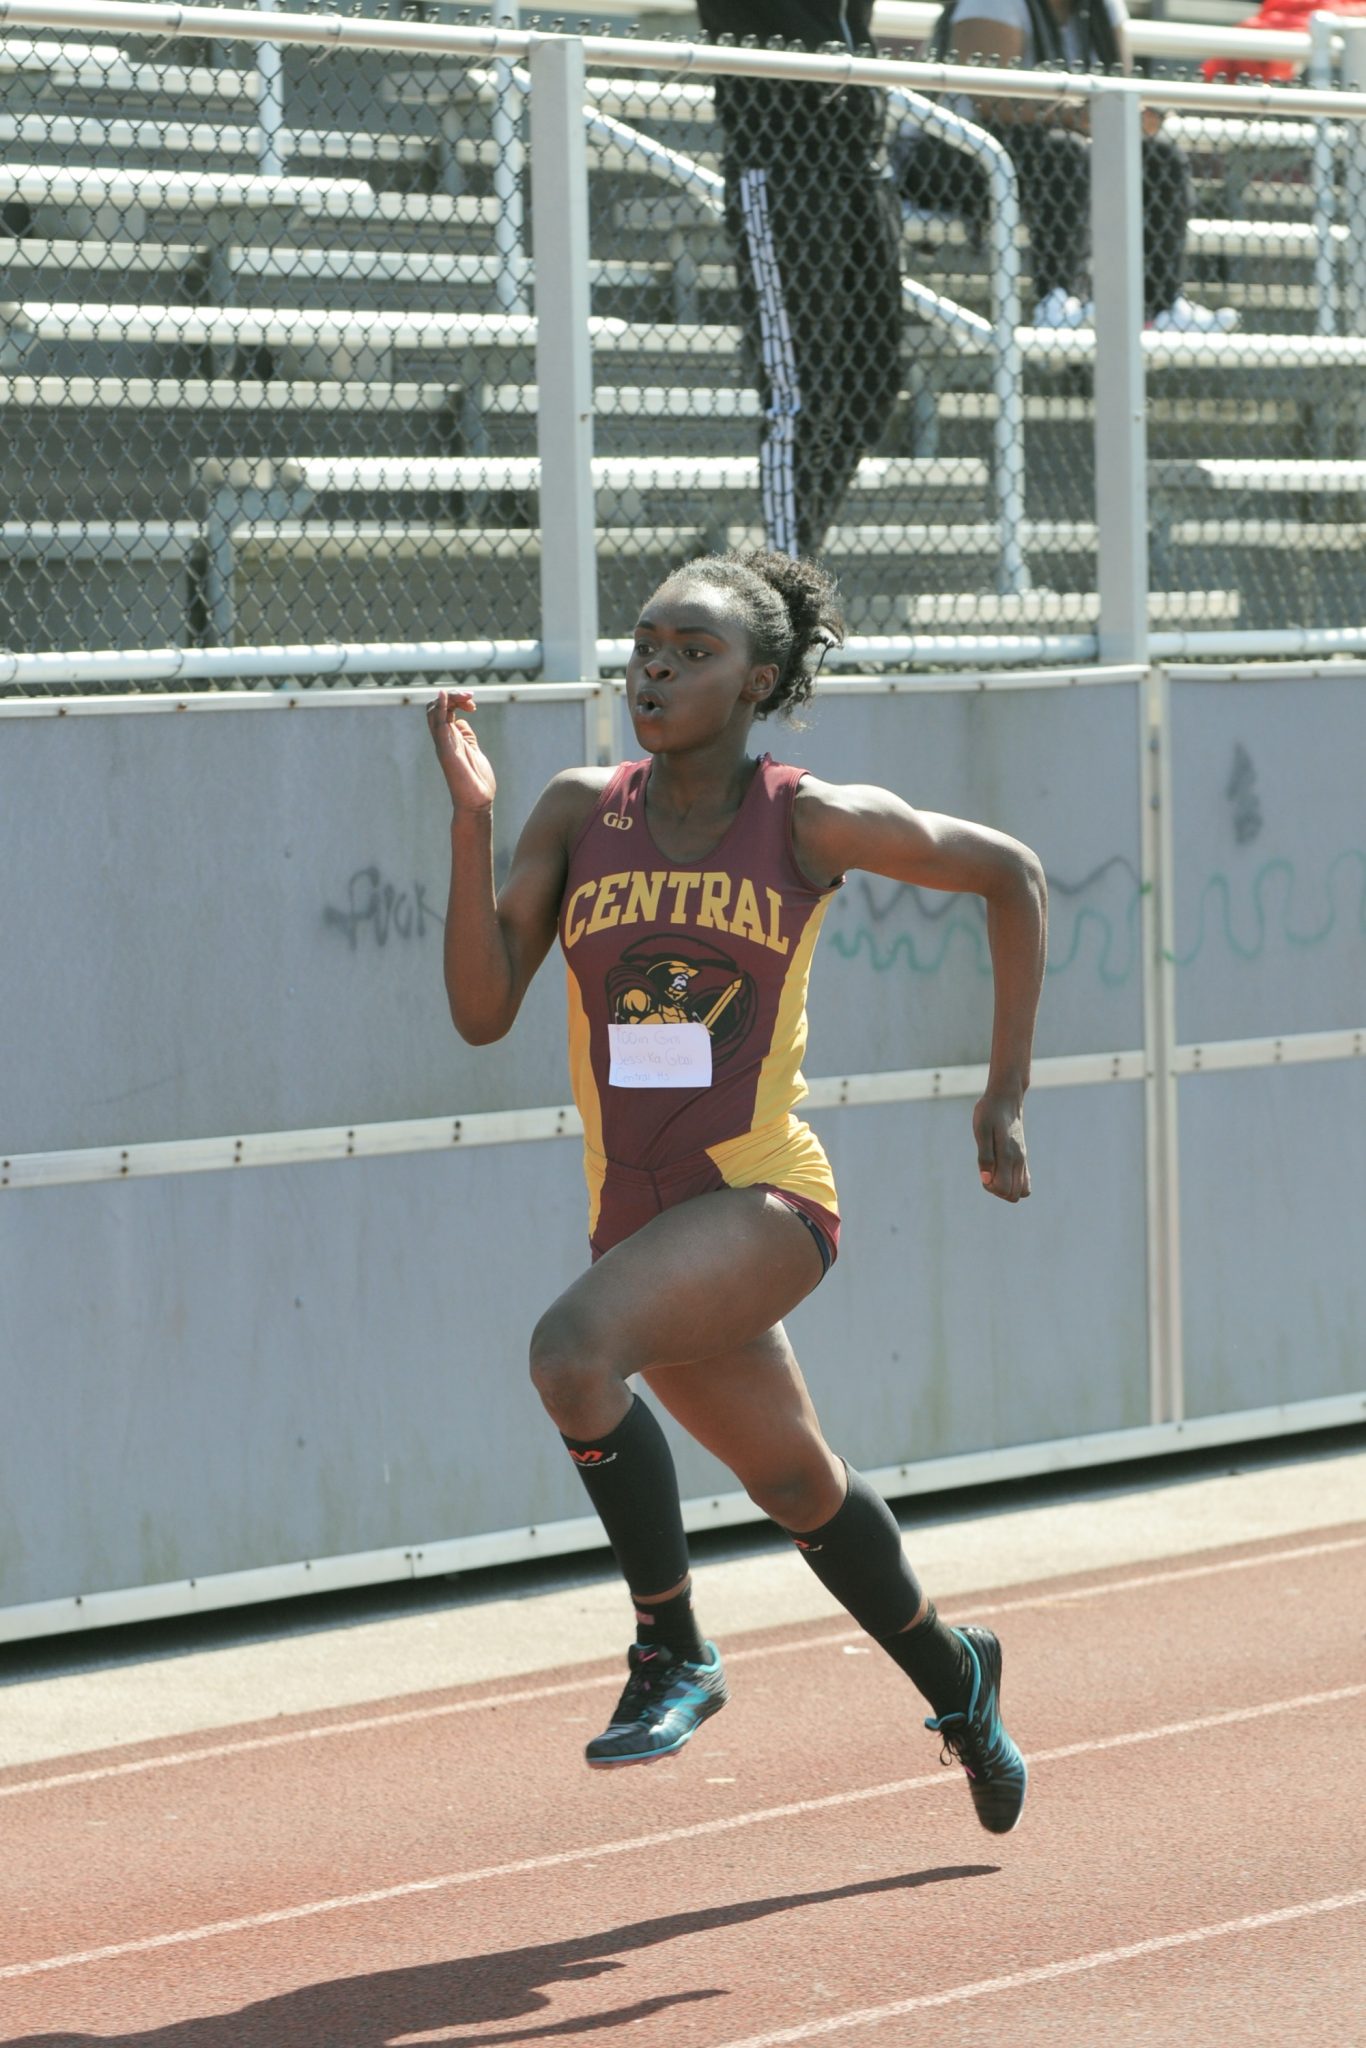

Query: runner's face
[626,583,777,749]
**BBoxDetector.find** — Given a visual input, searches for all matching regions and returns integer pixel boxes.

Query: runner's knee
[528,1299,629,1418]
[742,1448,843,1530]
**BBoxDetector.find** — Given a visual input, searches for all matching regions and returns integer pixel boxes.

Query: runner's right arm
[427,689,605,1043]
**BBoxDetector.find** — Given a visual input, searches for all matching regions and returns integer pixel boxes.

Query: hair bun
[671,548,845,720]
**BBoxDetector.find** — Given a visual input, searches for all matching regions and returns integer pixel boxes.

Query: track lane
[2,1528,1363,2044]
[707,1894,1366,2048]
[5,1530,1362,1957]
[4,1698,1363,2045]
[6,1525,1361,1802]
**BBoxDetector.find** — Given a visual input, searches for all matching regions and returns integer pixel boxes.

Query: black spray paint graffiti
[324,866,444,950]
[1226,744,1264,845]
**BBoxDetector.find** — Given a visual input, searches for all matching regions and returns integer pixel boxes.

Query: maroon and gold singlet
[558,754,842,1261]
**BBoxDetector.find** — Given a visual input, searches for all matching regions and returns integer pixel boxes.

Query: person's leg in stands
[1002,123,1091,313]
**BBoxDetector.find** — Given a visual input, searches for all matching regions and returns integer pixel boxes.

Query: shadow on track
[12,1862,998,2045]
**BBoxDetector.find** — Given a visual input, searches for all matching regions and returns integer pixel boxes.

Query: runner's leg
[644,1326,972,1714]
[647,1309,1028,1828]
[532,1189,827,1761]
[534,1190,1026,1820]
[531,1187,826,1625]
[530,1187,826,1443]
[536,1189,966,1707]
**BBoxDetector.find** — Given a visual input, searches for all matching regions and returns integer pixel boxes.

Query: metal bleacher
[1,16,1364,675]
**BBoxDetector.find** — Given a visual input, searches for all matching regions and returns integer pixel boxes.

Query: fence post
[489,2,530,315]
[529,37,604,729]
[254,0,285,177]
[1310,12,1340,337]
[986,149,1027,598]
[1341,23,1366,346]
[1090,86,1149,665]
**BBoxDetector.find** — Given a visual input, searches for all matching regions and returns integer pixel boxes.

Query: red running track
[2,1524,1364,2047]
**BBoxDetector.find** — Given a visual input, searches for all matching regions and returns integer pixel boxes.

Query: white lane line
[0,1673,615,1800]
[1,1680,1362,1984]
[709,1888,1366,2047]
[3,1531,1362,1802]
[974,1531,1366,1617]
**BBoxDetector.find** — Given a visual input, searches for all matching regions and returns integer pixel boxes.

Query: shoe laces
[609,1644,672,1723]
[933,1710,991,1780]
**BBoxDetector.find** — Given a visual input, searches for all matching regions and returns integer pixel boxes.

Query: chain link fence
[1,8,545,680]
[1141,89,1366,634]
[2,3,1366,690]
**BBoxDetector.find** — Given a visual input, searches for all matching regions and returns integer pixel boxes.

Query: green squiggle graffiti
[830,897,1143,987]
[1170,850,1366,967]
[1048,899,1145,987]
[831,915,992,979]
[830,851,1366,985]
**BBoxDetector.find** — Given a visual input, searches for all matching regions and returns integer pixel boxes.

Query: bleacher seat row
[2,27,1364,672]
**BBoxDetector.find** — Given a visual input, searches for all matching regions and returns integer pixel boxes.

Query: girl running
[427,550,1046,1833]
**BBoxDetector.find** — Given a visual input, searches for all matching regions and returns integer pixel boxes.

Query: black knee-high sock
[562,1394,704,1659]
[783,1465,972,1717]
[879,1601,974,1720]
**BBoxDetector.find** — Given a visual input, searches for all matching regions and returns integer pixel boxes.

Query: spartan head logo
[607,935,758,1067]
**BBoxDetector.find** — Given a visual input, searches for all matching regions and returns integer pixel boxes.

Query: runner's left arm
[793,780,1048,1203]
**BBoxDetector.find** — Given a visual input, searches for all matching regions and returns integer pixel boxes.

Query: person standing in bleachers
[696,2,904,557]
[898,0,1237,331]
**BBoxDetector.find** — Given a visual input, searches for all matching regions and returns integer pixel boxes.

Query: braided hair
[663,549,844,720]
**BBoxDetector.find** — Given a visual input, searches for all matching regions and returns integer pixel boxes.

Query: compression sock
[562,1394,702,1650]
[632,1579,706,1662]
[783,1464,973,1717]
[877,1600,976,1719]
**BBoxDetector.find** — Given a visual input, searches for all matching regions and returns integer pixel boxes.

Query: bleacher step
[273,454,990,498]
[891,589,1241,628]
[0,373,458,414]
[1153,459,1366,494]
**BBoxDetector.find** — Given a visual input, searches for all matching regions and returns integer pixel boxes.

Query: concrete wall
[2,669,1362,1635]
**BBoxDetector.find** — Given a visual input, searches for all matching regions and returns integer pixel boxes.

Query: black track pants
[724,160,903,558]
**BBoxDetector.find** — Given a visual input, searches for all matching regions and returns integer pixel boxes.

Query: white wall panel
[0,698,584,1152]
[1170,677,1366,1045]
[781,688,1145,1067]
[1178,1062,1366,1418]
[3,673,1362,1636]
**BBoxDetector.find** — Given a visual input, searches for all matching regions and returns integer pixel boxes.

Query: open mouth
[634,689,666,717]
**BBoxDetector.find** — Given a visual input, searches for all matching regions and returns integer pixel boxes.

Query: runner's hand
[973,1092,1031,1203]
[427,689,496,814]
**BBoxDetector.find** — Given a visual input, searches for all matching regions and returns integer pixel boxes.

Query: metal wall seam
[1,1053,1147,1191]
[1172,1029,1366,1075]
[1139,674,1167,1429]
[1144,665,1185,1425]
[18,1038,1366,1191]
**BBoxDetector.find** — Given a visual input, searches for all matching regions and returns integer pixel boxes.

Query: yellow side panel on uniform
[707,1114,840,1216]
[565,966,607,1236]
[750,892,832,1133]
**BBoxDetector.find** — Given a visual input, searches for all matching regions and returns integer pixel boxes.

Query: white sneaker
[1148,295,1240,333]
[1032,287,1094,330]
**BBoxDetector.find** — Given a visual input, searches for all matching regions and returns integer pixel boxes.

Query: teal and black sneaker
[924,1625,1028,1834]
[585,1640,729,1768]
